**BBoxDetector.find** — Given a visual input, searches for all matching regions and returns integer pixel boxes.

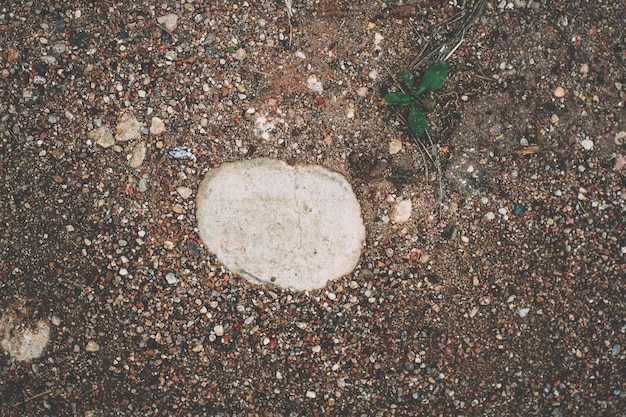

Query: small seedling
[383,62,450,136]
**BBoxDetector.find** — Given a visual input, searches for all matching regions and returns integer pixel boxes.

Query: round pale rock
[196,158,365,291]
[391,200,412,223]
[0,314,50,361]
[150,116,166,135]
[157,14,178,32]
[115,112,142,142]
[129,141,146,168]
[88,125,115,148]
[389,139,402,155]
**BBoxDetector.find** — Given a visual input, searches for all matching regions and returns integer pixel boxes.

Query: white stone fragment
[157,14,178,32]
[306,75,323,93]
[176,186,193,199]
[389,139,402,155]
[88,125,115,148]
[115,112,142,142]
[580,139,594,151]
[390,200,412,223]
[196,158,365,291]
[149,116,166,135]
[129,141,146,168]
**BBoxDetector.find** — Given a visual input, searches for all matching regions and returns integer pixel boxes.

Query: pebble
[157,14,179,32]
[85,341,100,352]
[138,178,148,193]
[149,117,166,135]
[176,186,193,199]
[580,139,594,151]
[165,272,178,285]
[611,344,621,356]
[391,200,412,223]
[52,42,66,55]
[306,75,323,93]
[233,48,247,60]
[513,203,526,217]
[116,113,142,142]
[485,212,495,220]
[553,86,566,98]
[214,324,225,337]
[88,126,115,148]
[516,307,530,318]
[388,139,402,155]
[51,316,61,326]
[129,141,147,168]
[614,131,625,146]
[305,390,316,399]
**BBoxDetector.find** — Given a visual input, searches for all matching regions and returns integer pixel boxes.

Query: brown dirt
[0,1,624,416]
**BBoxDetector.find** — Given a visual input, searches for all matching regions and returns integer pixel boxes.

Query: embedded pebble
[614,131,626,146]
[165,272,178,284]
[553,86,566,98]
[580,139,594,151]
[149,117,166,135]
[233,48,247,60]
[157,14,178,32]
[389,139,402,155]
[516,307,531,318]
[88,126,115,148]
[138,178,148,192]
[116,113,142,142]
[391,200,412,223]
[214,324,225,337]
[485,212,496,220]
[176,186,193,199]
[306,75,323,93]
[85,341,100,352]
[129,141,147,168]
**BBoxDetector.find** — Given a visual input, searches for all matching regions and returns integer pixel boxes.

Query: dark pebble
[513,203,527,216]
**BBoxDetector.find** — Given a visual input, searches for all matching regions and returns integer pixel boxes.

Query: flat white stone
[391,200,412,223]
[0,314,50,361]
[196,158,365,291]
[115,112,142,142]
[88,125,115,148]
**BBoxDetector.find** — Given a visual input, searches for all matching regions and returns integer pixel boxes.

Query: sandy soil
[1,1,624,415]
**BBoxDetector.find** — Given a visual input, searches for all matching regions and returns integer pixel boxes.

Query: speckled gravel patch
[0,1,624,416]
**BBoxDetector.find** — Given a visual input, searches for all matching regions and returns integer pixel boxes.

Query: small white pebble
[165,272,178,284]
[485,212,495,220]
[516,307,530,318]
[580,139,594,150]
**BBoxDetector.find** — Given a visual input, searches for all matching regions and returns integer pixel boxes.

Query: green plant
[383,62,450,136]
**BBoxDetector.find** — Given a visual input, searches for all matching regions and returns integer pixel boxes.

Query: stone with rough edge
[196,158,365,291]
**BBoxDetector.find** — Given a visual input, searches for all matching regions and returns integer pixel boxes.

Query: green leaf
[418,62,450,93]
[225,46,238,53]
[384,92,413,106]
[399,70,415,92]
[407,104,427,136]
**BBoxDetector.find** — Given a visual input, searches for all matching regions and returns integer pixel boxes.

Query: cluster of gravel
[1,1,624,416]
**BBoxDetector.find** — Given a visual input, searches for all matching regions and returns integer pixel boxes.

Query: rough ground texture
[0,1,624,416]
[196,158,365,291]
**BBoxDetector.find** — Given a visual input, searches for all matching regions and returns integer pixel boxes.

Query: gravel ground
[1,1,624,416]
